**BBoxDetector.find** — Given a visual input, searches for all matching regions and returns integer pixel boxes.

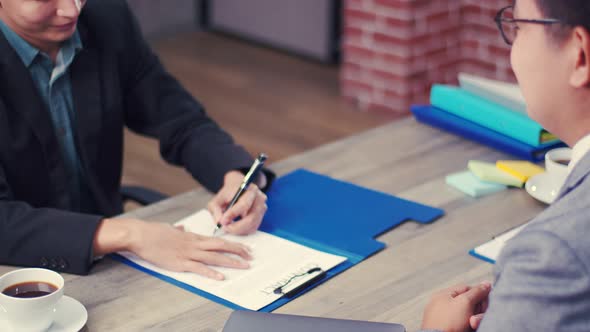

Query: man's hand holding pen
[208,170,268,235]
[208,154,269,235]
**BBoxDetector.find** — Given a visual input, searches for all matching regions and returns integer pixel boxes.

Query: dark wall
[127,0,202,38]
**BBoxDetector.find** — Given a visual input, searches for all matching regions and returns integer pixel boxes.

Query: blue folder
[113,169,444,312]
[411,105,565,162]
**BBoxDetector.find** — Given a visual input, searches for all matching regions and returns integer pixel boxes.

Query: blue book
[430,85,558,147]
[411,105,565,162]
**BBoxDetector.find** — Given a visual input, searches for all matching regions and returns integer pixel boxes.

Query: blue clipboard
[113,169,444,311]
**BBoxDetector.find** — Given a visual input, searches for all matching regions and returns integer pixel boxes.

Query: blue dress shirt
[0,20,87,211]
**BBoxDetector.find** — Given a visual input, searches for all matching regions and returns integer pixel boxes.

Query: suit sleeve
[0,161,103,275]
[118,2,259,193]
[477,230,590,331]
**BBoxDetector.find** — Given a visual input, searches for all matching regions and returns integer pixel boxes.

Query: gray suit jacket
[476,151,590,331]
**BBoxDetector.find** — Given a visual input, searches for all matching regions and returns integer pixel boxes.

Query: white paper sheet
[459,72,528,114]
[472,224,526,262]
[119,209,347,310]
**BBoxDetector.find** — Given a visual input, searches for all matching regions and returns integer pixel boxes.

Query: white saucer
[525,172,565,204]
[0,296,87,332]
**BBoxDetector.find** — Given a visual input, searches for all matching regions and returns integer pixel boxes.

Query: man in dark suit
[0,0,272,280]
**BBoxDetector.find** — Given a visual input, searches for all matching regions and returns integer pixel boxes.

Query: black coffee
[2,281,58,298]
[555,159,570,166]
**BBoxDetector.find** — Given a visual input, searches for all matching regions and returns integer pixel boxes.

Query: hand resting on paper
[93,218,253,280]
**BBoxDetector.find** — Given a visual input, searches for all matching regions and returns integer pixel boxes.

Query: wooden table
[0,118,547,331]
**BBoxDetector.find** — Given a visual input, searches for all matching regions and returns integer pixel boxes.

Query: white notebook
[470,224,526,263]
[118,209,347,310]
[458,72,527,114]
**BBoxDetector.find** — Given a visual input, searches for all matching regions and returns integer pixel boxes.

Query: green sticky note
[468,160,524,187]
[446,170,507,198]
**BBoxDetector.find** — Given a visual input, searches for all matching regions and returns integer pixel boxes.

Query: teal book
[430,85,558,147]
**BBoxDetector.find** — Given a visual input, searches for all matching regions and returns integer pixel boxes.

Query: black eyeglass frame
[494,5,562,45]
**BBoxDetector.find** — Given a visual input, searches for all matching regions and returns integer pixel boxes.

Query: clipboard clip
[273,267,327,298]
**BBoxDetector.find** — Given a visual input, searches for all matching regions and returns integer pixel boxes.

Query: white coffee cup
[0,268,64,332]
[545,147,572,180]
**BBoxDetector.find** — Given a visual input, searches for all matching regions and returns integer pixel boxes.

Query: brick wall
[341,0,512,114]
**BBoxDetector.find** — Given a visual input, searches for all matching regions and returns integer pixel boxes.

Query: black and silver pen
[213,153,268,235]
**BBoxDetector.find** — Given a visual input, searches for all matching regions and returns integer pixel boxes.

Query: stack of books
[411,73,565,161]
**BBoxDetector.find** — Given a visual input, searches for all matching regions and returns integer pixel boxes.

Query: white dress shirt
[568,133,590,173]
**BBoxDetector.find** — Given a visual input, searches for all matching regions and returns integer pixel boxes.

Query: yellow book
[496,160,545,182]
[540,131,558,143]
[468,160,525,187]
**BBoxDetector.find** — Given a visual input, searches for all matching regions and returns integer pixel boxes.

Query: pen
[272,268,327,298]
[213,153,268,235]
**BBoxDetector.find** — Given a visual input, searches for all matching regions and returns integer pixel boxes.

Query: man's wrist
[93,218,138,256]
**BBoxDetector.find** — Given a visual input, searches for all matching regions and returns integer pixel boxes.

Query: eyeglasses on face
[494,5,561,45]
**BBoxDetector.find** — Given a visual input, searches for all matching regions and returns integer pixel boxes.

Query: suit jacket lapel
[70,22,103,173]
[557,151,590,199]
[0,31,58,160]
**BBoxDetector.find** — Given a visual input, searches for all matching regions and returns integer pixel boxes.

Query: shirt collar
[568,132,590,173]
[0,19,82,68]
[65,27,83,55]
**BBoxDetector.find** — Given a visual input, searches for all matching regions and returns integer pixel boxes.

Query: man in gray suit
[420,1,590,331]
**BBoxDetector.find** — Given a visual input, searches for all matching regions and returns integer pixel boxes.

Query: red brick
[461,39,479,50]
[481,7,500,19]
[382,85,413,98]
[343,60,364,73]
[377,32,430,49]
[344,8,377,22]
[461,4,481,16]
[461,59,497,76]
[488,44,510,57]
[437,26,463,40]
[371,68,407,82]
[422,47,451,61]
[343,26,364,40]
[342,44,375,60]
[374,0,412,10]
[373,31,412,45]
[411,0,435,10]
[380,52,412,64]
[383,16,414,29]
[437,59,463,71]
[466,22,500,36]
[426,10,452,24]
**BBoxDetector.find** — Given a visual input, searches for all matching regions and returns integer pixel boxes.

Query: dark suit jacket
[0,0,258,275]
